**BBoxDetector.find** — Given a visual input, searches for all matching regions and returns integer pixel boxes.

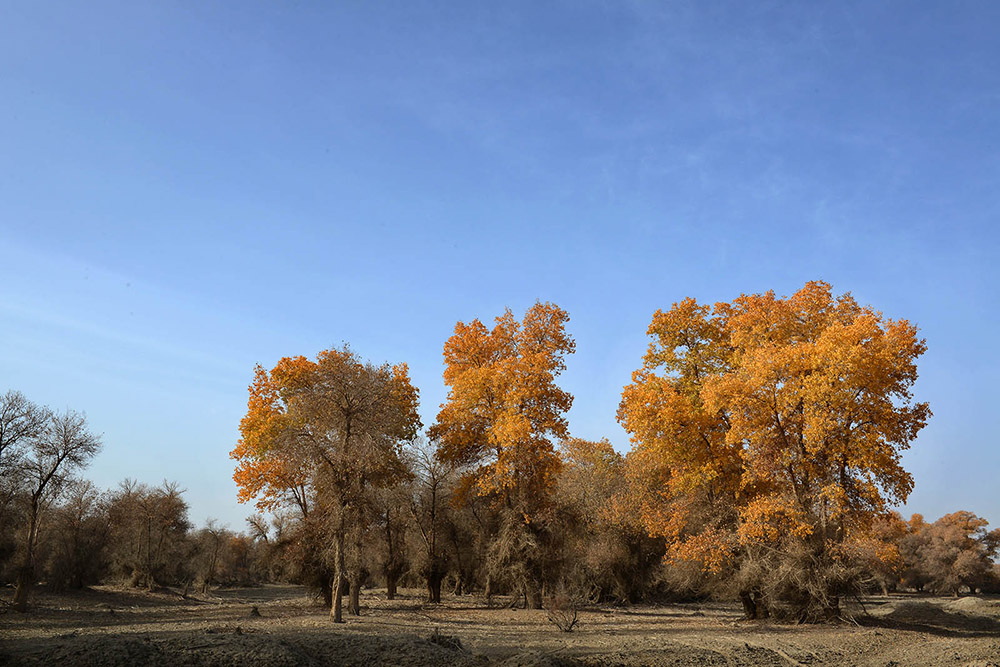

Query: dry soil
[2,585,999,666]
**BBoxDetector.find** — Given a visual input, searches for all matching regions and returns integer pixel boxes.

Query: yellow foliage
[431,302,574,512]
[619,281,930,572]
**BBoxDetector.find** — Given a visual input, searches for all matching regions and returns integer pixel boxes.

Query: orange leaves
[390,363,421,424]
[738,496,813,544]
[271,355,314,392]
[669,529,735,574]
[432,302,574,508]
[619,281,930,572]
[231,364,307,511]
[230,346,422,513]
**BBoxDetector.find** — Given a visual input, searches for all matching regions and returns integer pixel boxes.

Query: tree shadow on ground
[857,601,1000,638]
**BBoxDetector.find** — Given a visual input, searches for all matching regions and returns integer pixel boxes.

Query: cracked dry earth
[2,585,1000,666]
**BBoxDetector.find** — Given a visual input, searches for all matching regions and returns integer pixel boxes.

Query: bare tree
[406,438,454,603]
[370,483,410,600]
[0,391,50,526]
[41,479,109,591]
[199,520,225,593]
[106,479,191,590]
[246,514,270,544]
[12,409,101,611]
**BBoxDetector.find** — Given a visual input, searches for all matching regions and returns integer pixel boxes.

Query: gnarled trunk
[739,590,772,620]
[740,591,763,620]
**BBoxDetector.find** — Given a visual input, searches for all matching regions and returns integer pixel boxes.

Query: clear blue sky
[2,1,997,531]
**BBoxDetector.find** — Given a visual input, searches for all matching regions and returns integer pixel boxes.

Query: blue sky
[2,1,997,530]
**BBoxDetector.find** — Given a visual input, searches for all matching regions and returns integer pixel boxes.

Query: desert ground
[2,585,1000,666]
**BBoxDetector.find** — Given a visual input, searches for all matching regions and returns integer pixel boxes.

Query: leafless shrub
[545,592,579,632]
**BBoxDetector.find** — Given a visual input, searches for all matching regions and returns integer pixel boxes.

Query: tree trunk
[331,572,344,622]
[739,591,758,620]
[202,541,219,594]
[331,531,345,623]
[350,525,362,615]
[12,503,40,612]
[349,578,361,615]
[321,578,333,608]
[386,571,398,600]
[12,566,33,612]
[427,569,443,603]
[824,595,840,621]
[383,510,399,601]
[754,591,769,619]
[453,574,463,596]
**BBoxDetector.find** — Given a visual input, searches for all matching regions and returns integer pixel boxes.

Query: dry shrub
[723,540,877,623]
[656,558,712,602]
[485,509,554,607]
[545,592,579,632]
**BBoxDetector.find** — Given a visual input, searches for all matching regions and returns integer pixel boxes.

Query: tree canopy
[430,301,575,506]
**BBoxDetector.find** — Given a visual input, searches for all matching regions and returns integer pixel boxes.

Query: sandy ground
[2,584,1000,666]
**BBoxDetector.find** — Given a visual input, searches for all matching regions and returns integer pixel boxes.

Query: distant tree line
[0,391,267,611]
[4,282,999,620]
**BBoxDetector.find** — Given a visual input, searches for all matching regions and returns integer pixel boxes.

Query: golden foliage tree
[618,281,930,619]
[430,302,574,606]
[431,302,575,502]
[231,346,420,622]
